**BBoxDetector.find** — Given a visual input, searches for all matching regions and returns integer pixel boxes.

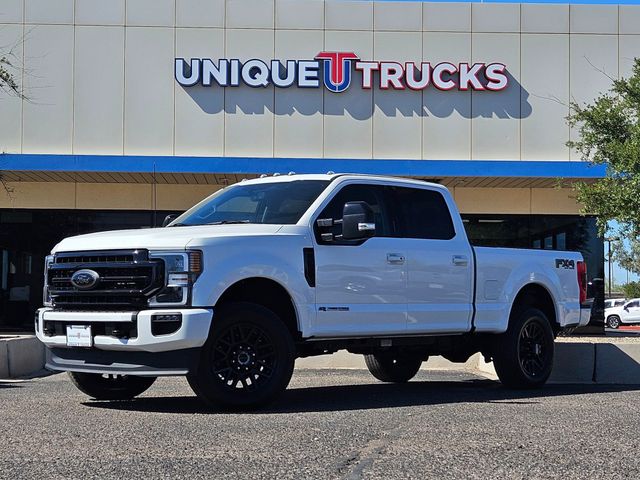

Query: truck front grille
[48,250,164,311]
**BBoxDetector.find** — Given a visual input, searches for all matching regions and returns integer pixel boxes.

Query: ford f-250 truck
[36,174,589,409]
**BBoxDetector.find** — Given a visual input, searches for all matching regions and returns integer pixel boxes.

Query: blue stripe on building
[0,154,607,179]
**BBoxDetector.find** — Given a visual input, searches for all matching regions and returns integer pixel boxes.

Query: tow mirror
[341,201,375,240]
[162,214,178,227]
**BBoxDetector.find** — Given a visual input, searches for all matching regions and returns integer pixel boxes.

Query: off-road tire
[187,302,295,410]
[68,372,156,400]
[364,351,423,383]
[493,307,554,389]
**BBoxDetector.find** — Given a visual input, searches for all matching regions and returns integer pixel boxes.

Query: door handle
[452,255,468,266]
[387,253,405,265]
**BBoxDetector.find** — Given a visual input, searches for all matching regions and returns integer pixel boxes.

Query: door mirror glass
[341,201,375,240]
[162,214,178,227]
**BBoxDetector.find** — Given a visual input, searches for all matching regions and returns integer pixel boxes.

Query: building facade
[1,0,633,331]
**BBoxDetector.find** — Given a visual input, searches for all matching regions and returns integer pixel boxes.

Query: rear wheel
[187,302,295,410]
[607,315,621,329]
[68,372,156,400]
[493,307,554,389]
[364,351,423,383]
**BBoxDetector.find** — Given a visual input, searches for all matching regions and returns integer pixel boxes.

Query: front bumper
[35,307,213,353]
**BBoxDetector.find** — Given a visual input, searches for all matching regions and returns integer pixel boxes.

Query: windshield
[170,180,330,226]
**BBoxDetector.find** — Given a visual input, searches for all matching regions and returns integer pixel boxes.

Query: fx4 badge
[555,259,575,270]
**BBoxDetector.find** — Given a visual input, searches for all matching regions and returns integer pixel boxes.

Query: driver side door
[311,183,407,337]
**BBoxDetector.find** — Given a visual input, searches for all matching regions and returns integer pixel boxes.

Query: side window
[628,301,639,308]
[392,187,455,240]
[315,184,392,243]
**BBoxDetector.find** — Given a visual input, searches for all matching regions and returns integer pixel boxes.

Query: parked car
[36,174,590,409]
[604,298,626,310]
[605,298,640,328]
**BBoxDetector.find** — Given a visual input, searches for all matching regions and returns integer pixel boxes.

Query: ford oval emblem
[70,269,100,290]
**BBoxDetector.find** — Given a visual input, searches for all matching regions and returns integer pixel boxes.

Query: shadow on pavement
[80,379,640,415]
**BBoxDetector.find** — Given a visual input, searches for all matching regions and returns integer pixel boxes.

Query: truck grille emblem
[70,269,100,290]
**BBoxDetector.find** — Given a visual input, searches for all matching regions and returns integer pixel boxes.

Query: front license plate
[66,325,92,347]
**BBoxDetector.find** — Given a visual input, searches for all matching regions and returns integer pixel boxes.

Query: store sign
[175,51,508,92]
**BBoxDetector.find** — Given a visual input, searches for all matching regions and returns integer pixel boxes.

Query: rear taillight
[577,261,587,304]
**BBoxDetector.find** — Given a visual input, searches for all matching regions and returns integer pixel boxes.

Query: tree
[0,34,25,198]
[569,58,640,274]
[0,35,24,99]
[621,281,640,300]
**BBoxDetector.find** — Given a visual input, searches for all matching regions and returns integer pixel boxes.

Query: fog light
[151,313,182,336]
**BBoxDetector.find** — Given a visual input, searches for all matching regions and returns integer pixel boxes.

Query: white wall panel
[176,0,224,28]
[124,27,174,155]
[423,32,470,160]
[0,24,22,152]
[224,28,274,157]
[25,0,72,24]
[126,0,175,27]
[75,0,125,25]
[373,31,421,159]
[22,25,73,153]
[226,0,274,29]
[472,3,520,33]
[276,0,323,30]
[620,6,640,35]
[374,2,422,32]
[521,34,569,161]
[323,30,373,159]
[472,33,521,160]
[620,35,640,79]
[570,5,618,34]
[0,0,23,23]
[74,26,124,154]
[423,3,470,32]
[521,4,568,34]
[325,1,373,31]
[569,34,618,159]
[274,30,323,157]
[175,28,225,156]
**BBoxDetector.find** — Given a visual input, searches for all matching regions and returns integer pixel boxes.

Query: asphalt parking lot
[2,369,640,480]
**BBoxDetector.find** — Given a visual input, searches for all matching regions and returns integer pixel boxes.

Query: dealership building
[2,0,636,331]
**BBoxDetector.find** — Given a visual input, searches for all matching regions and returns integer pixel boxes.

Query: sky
[374,0,640,4]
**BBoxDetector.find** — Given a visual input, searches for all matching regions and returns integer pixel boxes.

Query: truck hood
[52,224,284,253]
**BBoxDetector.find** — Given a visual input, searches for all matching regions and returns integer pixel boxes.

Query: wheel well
[510,284,558,331]
[215,278,300,339]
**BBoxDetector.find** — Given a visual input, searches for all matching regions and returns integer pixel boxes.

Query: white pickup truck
[36,174,589,409]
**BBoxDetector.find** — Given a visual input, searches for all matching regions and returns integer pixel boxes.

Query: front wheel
[607,316,621,329]
[68,372,156,400]
[187,302,295,410]
[493,308,554,389]
[364,351,424,383]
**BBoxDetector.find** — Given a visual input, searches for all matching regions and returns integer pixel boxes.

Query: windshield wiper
[167,223,189,227]
[206,220,252,225]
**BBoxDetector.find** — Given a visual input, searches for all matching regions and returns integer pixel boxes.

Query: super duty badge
[555,259,575,269]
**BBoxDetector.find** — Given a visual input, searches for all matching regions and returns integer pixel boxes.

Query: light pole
[604,237,620,297]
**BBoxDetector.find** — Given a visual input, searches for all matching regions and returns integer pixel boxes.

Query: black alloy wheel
[493,307,555,389]
[68,372,156,400]
[187,302,295,410]
[211,322,277,391]
[518,318,553,380]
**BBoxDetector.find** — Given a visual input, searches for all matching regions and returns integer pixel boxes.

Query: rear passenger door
[390,186,474,334]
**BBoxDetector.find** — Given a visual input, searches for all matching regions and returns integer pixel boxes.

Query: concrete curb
[0,336,46,379]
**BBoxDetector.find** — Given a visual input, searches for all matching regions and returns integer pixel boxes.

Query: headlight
[149,251,203,306]
[43,255,54,306]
